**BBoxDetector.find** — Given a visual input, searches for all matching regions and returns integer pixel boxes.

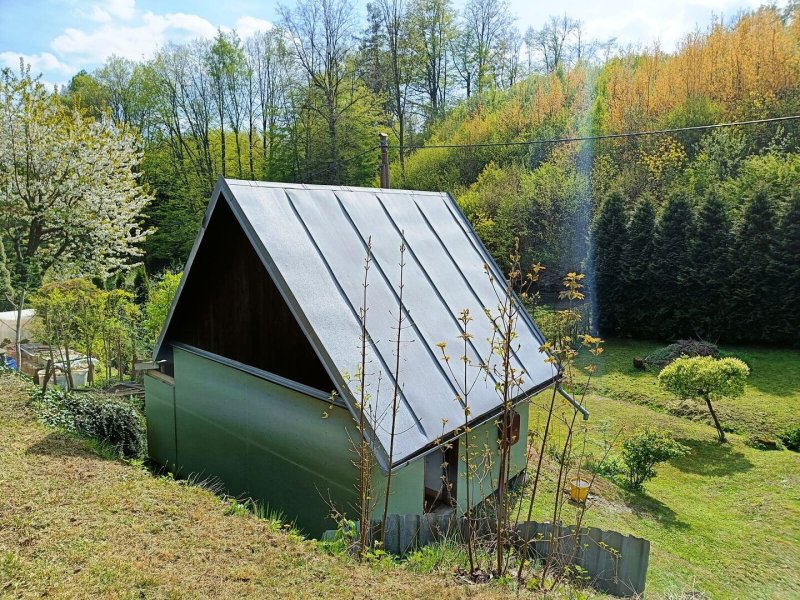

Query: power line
[394,114,800,151]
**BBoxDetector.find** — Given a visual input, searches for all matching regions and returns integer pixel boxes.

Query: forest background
[9,0,800,344]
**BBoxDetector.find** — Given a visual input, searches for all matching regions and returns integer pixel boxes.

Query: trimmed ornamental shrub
[644,339,719,371]
[659,356,750,442]
[621,428,689,489]
[780,426,800,452]
[34,389,146,458]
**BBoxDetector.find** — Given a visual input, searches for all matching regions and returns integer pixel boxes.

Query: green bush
[644,339,719,371]
[587,455,623,480]
[621,428,689,489]
[780,426,800,452]
[659,355,750,442]
[34,388,146,458]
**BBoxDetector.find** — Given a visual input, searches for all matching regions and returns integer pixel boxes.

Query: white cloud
[51,10,217,63]
[106,0,136,20]
[0,51,75,75]
[234,16,273,39]
[509,0,791,51]
[89,0,137,23]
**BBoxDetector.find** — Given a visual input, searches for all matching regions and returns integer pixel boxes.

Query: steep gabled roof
[156,179,560,469]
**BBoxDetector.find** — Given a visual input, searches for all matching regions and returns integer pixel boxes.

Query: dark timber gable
[162,196,335,393]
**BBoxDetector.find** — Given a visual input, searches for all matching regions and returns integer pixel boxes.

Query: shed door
[423,440,458,512]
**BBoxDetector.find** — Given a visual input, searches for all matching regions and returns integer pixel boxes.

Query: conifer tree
[592,191,628,334]
[731,190,780,342]
[691,194,734,340]
[776,193,800,343]
[620,197,656,337]
[651,194,696,339]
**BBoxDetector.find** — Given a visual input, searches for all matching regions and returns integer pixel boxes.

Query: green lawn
[580,338,800,439]
[521,339,800,599]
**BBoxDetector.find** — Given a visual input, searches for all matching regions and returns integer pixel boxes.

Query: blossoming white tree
[0,61,153,365]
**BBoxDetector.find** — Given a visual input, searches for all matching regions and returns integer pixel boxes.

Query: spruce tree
[620,197,656,337]
[652,194,696,339]
[592,191,628,335]
[731,190,780,342]
[133,268,149,306]
[691,194,734,340]
[776,193,800,344]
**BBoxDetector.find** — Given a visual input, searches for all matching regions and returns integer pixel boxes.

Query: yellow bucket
[569,479,590,503]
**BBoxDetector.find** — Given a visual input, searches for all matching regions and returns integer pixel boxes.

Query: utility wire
[393,114,800,151]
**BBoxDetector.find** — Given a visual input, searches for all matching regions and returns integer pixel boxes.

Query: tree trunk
[219,105,227,177]
[326,96,339,184]
[233,126,243,177]
[248,119,255,180]
[64,344,74,390]
[704,394,726,442]
[14,291,25,369]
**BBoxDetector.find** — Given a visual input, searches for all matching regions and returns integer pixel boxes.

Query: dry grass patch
[1,375,579,599]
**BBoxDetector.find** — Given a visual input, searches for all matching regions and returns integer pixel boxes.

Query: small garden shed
[145,179,560,536]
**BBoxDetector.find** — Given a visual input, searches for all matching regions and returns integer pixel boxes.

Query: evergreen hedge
[592,189,800,344]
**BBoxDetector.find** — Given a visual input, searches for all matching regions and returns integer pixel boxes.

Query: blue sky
[0,0,783,87]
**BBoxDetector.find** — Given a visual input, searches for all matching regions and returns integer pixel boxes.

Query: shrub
[644,339,719,371]
[621,428,689,489]
[587,455,623,480]
[658,355,749,442]
[34,388,146,458]
[645,339,719,370]
[780,426,800,452]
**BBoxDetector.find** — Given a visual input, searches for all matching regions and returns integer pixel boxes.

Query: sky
[0,0,786,87]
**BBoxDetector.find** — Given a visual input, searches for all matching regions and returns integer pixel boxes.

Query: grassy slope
[0,376,527,600]
[521,340,800,599]
[3,338,799,599]
[582,339,800,438]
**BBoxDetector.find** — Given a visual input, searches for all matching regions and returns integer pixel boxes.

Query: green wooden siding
[456,401,530,510]
[171,347,357,536]
[146,346,532,536]
[144,372,176,469]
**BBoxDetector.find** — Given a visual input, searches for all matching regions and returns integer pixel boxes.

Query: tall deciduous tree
[247,28,294,180]
[461,0,513,95]
[280,0,358,183]
[407,0,454,120]
[376,0,414,169]
[0,64,152,365]
[206,30,248,178]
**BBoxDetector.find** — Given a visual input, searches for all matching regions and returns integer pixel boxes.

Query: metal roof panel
[159,178,559,468]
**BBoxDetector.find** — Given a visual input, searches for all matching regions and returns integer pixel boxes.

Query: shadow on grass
[26,430,105,461]
[617,489,690,531]
[672,438,753,476]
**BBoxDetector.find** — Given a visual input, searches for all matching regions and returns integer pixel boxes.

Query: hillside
[0,375,522,600]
